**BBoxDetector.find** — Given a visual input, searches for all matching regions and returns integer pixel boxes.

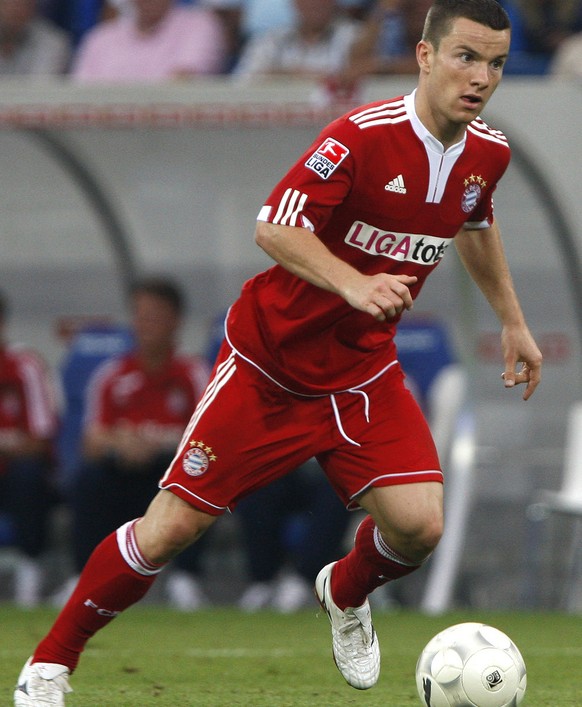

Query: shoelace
[338,610,373,655]
[34,672,72,699]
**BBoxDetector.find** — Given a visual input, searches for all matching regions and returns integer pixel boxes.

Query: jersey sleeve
[257,116,361,233]
[463,124,511,230]
[17,350,59,439]
[463,182,498,230]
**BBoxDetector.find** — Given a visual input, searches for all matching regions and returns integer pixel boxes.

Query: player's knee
[382,512,443,564]
[409,498,444,557]
[416,513,443,556]
[140,515,210,565]
[136,493,215,564]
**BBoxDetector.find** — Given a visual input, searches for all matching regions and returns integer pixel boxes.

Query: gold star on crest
[188,439,217,462]
[464,174,487,187]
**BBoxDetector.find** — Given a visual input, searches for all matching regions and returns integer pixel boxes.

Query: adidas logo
[384,174,407,194]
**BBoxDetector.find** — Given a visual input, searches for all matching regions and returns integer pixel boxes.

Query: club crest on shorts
[305,137,350,179]
[461,174,486,213]
[182,440,217,477]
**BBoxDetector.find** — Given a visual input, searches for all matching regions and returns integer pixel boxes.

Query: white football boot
[14,658,72,706]
[315,562,380,690]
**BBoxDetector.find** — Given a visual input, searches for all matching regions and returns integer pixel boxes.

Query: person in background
[0,0,71,75]
[203,0,298,66]
[52,277,211,610]
[211,0,369,74]
[549,26,582,77]
[513,0,582,70]
[0,290,59,607]
[233,0,362,86]
[38,0,118,48]
[236,458,351,612]
[346,0,434,79]
[70,0,227,81]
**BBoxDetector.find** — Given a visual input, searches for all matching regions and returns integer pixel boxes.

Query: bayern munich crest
[461,174,486,213]
[182,440,217,477]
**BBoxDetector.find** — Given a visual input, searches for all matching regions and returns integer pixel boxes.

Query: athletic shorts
[159,343,442,515]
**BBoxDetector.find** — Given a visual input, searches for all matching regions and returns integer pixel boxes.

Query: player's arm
[255,220,417,322]
[454,220,542,400]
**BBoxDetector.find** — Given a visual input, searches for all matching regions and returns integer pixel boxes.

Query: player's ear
[416,40,433,73]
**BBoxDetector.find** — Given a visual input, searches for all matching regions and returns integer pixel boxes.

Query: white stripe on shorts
[161,351,237,482]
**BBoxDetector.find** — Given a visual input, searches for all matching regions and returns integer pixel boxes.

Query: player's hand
[114,427,157,468]
[344,273,417,321]
[500,325,543,400]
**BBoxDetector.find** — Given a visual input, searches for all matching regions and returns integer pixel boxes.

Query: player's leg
[14,491,215,707]
[363,480,444,562]
[315,482,443,692]
[14,345,317,704]
[134,488,215,562]
[330,481,443,609]
[38,491,212,664]
[4,456,52,607]
[315,364,443,690]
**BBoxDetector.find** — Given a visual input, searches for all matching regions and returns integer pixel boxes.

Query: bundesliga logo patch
[305,137,349,180]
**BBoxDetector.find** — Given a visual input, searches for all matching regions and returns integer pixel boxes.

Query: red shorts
[160,343,442,515]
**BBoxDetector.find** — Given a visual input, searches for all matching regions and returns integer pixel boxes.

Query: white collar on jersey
[404,90,467,157]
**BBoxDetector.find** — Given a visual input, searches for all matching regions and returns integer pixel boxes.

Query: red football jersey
[227,91,510,394]
[84,352,210,449]
[0,344,58,440]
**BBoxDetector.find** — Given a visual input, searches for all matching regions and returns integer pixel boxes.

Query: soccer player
[15,0,542,703]
[52,276,211,610]
[0,290,59,608]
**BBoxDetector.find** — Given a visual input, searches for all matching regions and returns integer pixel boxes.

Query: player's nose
[470,61,490,86]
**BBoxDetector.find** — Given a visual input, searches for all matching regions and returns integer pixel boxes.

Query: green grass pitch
[3,606,582,705]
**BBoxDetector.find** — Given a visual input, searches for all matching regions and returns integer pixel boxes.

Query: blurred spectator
[550,30,582,77]
[204,0,295,60]
[40,0,215,47]
[513,0,582,71]
[236,458,351,612]
[208,0,369,73]
[52,277,212,609]
[514,0,582,54]
[39,0,116,47]
[346,0,432,79]
[70,0,228,81]
[233,0,362,83]
[0,290,59,606]
[0,0,71,75]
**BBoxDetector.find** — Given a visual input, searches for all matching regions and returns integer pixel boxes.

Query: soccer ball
[415,622,527,707]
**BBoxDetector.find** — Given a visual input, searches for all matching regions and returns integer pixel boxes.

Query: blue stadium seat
[56,323,134,493]
[394,316,457,411]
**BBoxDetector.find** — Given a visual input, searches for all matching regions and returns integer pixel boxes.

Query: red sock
[330,515,421,610]
[33,519,165,671]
